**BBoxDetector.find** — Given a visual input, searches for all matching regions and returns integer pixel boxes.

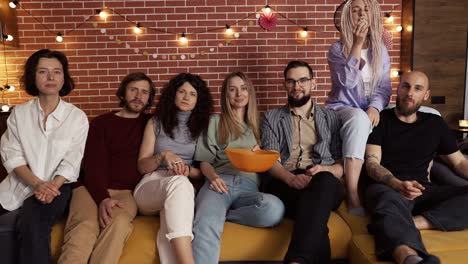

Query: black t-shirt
[367,109,458,183]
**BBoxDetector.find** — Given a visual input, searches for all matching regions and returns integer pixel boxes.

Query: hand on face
[350,0,370,45]
[352,18,369,45]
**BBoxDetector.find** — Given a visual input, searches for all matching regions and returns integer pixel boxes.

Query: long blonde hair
[340,0,383,94]
[218,72,260,145]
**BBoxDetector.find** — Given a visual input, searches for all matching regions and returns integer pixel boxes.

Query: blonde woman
[326,0,391,214]
[192,72,284,264]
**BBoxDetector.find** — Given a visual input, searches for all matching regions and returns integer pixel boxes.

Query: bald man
[363,71,468,264]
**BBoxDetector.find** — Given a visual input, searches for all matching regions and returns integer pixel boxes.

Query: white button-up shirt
[0,98,89,211]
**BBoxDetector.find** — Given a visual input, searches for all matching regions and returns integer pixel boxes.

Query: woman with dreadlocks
[326,0,391,215]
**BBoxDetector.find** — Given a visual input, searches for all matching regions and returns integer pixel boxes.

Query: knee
[108,211,133,232]
[257,194,285,226]
[167,176,194,196]
[310,172,341,189]
[341,109,372,133]
[66,211,100,235]
[366,185,406,212]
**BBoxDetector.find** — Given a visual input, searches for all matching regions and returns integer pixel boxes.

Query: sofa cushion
[50,211,351,263]
[337,202,371,235]
[349,230,468,264]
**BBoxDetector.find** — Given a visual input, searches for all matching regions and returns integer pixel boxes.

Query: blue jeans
[192,174,285,264]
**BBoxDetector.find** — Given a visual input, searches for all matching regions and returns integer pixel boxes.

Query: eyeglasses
[285,77,311,88]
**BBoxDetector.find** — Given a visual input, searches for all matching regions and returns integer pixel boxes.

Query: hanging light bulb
[97,9,107,19]
[5,84,15,92]
[391,70,401,77]
[225,25,233,35]
[9,1,18,9]
[300,27,308,38]
[179,32,188,44]
[3,34,14,41]
[1,104,10,112]
[264,5,271,15]
[56,33,63,42]
[134,23,142,34]
[385,13,394,23]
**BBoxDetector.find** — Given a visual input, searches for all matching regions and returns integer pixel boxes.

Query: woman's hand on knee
[366,107,380,127]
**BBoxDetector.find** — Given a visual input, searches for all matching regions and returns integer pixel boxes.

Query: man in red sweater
[58,72,155,264]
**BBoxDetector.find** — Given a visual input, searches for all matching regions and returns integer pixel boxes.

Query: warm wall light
[97,9,107,19]
[406,25,413,32]
[134,23,142,34]
[179,32,188,44]
[5,84,15,92]
[391,70,401,77]
[2,34,13,41]
[300,27,308,38]
[385,13,394,23]
[396,25,403,32]
[264,5,271,15]
[8,1,18,9]
[56,33,63,42]
[225,24,233,35]
[1,104,10,112]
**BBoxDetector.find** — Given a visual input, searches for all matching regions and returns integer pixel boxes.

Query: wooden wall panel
[413,0,468,127]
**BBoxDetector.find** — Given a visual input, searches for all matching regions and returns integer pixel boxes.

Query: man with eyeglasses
[261,60,344,264]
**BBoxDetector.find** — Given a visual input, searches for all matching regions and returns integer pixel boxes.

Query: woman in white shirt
[0,49,88,264]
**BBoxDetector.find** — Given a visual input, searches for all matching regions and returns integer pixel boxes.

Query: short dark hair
[283,60,314,79]
[156,73,213,140]
[116,72,156,109]
[21,49,74,96]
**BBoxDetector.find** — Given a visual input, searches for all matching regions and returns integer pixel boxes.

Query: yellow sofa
[50,212,352,264]
[44,200,468,264]
[336,203,468,264]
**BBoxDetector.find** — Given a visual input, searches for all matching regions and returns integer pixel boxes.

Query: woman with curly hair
[326,0,391,214]
[192,72,284,264]
[133,73,213,264]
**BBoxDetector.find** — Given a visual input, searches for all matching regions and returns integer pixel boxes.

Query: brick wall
[0,0,402,118]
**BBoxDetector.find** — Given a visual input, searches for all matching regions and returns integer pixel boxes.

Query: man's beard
[288,94,311,107]
[395,96,421,116]
[124,99,145,114]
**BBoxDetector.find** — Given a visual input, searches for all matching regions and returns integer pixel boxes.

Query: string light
[5,85,15,91]
[300,27,308,38]
[264,5,271,15]
[14,4,317,46]
[396,25,403,32]
[179,32,188,44]
[134,23,142,34]
[391,70,401,77]
[96,9,107,19]
[2,34,13,41]
[8,1,18,9]
[385,13,394,23]
[1,104,10,112]
[55,33,63,42]
[225,24,233,35]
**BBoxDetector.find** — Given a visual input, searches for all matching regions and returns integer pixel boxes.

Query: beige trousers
[58,186,137,264]
[133,171,195,264]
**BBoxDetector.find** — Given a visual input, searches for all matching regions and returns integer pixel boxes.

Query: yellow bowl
[225,148,280,172]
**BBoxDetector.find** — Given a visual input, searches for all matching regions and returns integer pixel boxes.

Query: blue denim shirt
[326,40,391,112]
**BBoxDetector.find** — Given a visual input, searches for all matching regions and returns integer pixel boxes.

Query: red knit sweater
[77,112,150,205]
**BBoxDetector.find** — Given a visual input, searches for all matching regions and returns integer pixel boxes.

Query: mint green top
[194,114,259,184]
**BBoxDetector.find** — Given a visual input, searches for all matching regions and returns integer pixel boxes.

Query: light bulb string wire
[16,2,308,38]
